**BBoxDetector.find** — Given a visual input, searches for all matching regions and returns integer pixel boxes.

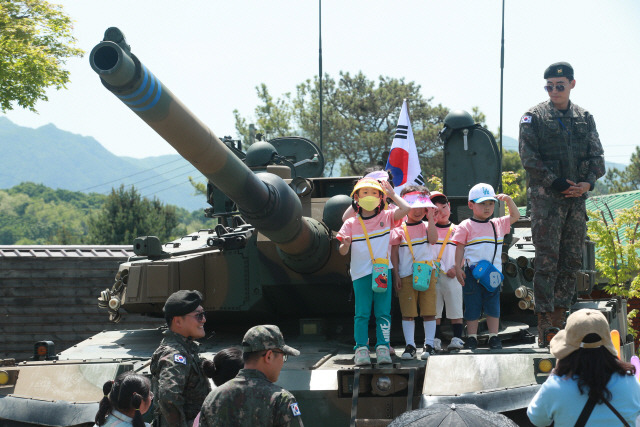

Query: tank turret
[90,27,353,322]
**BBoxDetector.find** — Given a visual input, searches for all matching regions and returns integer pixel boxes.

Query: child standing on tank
[452,183,519,350]
[429,191,465,352]
[338,177,410,366]
[390,186,438,360]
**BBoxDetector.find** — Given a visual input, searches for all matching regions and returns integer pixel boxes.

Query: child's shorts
[398,275,436,318]
[463,266,500,320]
[436,273,463,319]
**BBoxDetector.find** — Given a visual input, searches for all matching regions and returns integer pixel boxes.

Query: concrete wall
[0,246,164,361]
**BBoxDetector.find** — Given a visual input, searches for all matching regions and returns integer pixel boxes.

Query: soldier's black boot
[550,306,567,329]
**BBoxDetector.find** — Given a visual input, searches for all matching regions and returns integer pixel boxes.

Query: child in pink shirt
[337,177,410,365]
[390,186,438,360]
[452,183,519,350]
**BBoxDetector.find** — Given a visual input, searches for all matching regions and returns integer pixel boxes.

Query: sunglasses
[187,311,206,321]
[543,84,565,93]
[264,349,288,362]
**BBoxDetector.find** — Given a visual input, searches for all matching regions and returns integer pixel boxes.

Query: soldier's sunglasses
[543,84,565,92]
[187,311,206,321]
[264,349,288,362]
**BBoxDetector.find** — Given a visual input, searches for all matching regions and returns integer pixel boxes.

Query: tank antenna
[318,0,323,154]
[498,0,505,192]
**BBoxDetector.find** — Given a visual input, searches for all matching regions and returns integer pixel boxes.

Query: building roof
[517,190,640,218]
[0,245,134,258]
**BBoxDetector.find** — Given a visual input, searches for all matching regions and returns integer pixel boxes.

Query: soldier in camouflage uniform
[151,290,211,427]
[199,324,304,427]
[519,62,605,346]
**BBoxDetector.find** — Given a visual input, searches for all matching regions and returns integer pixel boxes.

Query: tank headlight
[0,370,9,385]
[108,296,121,311]
[370,373,397,396]
[33,341,58,361]
[538,359,553,373]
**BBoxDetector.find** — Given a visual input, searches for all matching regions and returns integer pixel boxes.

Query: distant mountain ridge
[0,117,207,211]
[0,118,629,210]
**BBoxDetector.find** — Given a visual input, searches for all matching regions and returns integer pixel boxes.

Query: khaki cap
[550,309,618,360]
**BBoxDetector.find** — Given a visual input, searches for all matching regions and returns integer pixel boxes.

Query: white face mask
[358,196,381,212]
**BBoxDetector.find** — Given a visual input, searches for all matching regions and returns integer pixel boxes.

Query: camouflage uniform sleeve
[583,112,605,189]
[519,111,558,188]
[272,390,303,427]
[155,350,190,427]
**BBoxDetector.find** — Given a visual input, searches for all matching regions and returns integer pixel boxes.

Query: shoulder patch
[289,402,301,416]
[521,115,532,124]
[174,354,187,365]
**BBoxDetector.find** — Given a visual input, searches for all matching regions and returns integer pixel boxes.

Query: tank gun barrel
[89,28,329,272]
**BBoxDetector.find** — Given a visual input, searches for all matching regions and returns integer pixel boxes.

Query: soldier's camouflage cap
[242,324,300,356]
[544,62,574,80]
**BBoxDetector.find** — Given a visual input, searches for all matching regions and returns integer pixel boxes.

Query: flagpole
[318,0,323,154]
[498,0,505,192]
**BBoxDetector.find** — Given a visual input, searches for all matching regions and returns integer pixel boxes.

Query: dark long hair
[95,371,151,427]
[202,347,243,386]
[554,334,635,404]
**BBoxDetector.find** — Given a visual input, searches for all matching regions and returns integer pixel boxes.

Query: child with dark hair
[94,371,153,427]
[527,309,640,426]
[193,347,244,427]
[202,347,243,386]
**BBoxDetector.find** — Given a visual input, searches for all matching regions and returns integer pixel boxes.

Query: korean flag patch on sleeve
[521,115,532,124]
[289,402,301,416]
[174,354,187,365]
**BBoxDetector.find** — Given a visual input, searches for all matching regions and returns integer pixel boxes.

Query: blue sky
[3,0,638,166]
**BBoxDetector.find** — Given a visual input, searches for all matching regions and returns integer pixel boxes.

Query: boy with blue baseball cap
[451,183,519,350]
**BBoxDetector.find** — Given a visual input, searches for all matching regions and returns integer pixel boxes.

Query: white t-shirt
[451,216,511,272]
[337,209,399,281]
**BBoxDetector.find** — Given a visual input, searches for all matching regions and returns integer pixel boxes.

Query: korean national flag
[385,99,424,193]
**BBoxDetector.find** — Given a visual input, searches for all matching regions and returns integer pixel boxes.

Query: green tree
[0,184,99,244]
[88,185,179,245]
[235,72,459,178]
[602,146,640,194]
[587,201,640,337]
[0,0,84,112]
[234,83,292,145]
[501,150,527,206]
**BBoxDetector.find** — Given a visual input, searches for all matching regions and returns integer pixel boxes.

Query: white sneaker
[376,345,393,364]
[354,346,371,366]
[447,337,464,351]
[433,338,442,352]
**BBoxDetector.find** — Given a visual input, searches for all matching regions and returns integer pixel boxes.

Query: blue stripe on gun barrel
[116,65,162,112]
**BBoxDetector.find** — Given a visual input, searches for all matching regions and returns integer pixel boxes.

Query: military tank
[0,27,633,427]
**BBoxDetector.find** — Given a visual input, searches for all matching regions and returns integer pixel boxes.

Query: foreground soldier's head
[241,325,300,382]
[163,290,206,339]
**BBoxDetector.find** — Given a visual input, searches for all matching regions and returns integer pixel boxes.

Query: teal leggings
[353,274,392,348]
